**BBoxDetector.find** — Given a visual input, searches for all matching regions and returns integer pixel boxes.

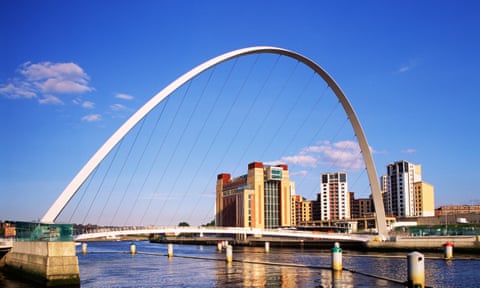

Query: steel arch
[41,46,388,238]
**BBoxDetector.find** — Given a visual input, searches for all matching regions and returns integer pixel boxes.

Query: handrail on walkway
[74,226,374,242]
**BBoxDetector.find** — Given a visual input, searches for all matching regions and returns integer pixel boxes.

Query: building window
[264,181,280,228]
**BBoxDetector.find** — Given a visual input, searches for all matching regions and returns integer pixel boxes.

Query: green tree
[202,219,215,227]
[178,221,190,227]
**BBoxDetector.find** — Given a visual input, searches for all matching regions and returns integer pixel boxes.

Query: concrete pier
[5,241,80,286]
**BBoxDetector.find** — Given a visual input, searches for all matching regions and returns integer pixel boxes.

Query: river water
[1,240,479,287]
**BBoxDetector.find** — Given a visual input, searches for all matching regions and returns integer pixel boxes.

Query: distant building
[380,175,391,216]
[351,196,373,219]
[414,182,435,216]
[435,205,480,216]
[1,222,16,237]
[385,161,421,217]
[291,194,313,226]
[298,200,313,225]
[291,195,302,226]
[382,160,434,217]
[216,162,292,228]
[320,172,350,221]
[310,194,321,221]
[349,192,355,218]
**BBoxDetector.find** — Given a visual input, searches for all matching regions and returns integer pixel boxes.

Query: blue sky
[1,1,479,225]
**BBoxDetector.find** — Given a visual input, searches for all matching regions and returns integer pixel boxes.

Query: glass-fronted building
[216,162,292,228]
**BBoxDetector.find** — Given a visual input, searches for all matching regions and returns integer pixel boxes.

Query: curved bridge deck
[74,226,375,243]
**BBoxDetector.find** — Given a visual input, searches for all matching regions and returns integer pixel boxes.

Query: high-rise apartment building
[216,162,292,228]
[414,181,435,216]
[291,195,302,226]
[351,196,373,218]
[384,160,421,217]
[380,175,391,216]
[383,160,434,217]
[320,172,350,220]
[297,199,313,224]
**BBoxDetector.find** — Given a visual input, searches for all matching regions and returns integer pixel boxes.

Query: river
[1,240,479,287]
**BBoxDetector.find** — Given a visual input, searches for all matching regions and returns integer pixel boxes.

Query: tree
[178,221,190,227]
[202,219,215,227]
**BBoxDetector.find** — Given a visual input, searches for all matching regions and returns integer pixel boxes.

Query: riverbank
[150,236,365,249]
[367,235,480,254]
[0,249,8,268]
[78,234,150,242]
[150,234,480,254]
[3,241,480,287]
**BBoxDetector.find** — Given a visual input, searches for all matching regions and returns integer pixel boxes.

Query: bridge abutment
[5,241,80,287]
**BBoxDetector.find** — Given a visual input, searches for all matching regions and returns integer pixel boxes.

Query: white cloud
[279,140,366,171]
[115,93,134,100]
[82,114,101,122]
[397,60,416,73]
[39,77,91,94]
[0,61,93,103]
[20,62,87,81]
[320,140,364,170]
[401,148,416,154]
[0,83,36,99]
[110,103,126,111]
[20,62,93,94]
[39,95,63,105]
[82,101,95,108]
[281,154,318,167]
[290,170,308,177]
[398,66,411,73]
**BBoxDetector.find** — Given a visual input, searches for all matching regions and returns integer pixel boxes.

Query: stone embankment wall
[5,241,79,286]
[367,235,480,252]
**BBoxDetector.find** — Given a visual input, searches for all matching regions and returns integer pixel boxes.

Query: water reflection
[217,259,322,287]
[2,241,478,287]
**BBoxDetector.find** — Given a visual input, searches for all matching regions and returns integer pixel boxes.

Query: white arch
[41,46,387,238]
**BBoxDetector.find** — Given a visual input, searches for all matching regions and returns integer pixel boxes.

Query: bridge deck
[74,227,375,242]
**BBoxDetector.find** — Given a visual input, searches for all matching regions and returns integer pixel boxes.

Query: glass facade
[248,194,252,227]
[217,162,291,229]
[405,225,480,236]
[14,221,73,242]
[264,181,280,228]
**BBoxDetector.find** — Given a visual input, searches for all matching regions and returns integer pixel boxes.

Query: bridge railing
[73,225,374,242]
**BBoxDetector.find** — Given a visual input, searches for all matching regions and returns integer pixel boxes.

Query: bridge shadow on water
[76,241,408,287]
[4,240,478,287]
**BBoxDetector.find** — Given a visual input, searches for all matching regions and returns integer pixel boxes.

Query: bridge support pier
[5,241,80,287]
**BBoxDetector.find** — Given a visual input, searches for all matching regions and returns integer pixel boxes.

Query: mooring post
[407,251,425,288]
[168,243,173,258]
[331,242,342,271]
[217,241,222,251]
[226,245,233,264]
[130,242,136,255]
[81,242,87,254]
[264,241,270,253]
[443,242,453,260]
